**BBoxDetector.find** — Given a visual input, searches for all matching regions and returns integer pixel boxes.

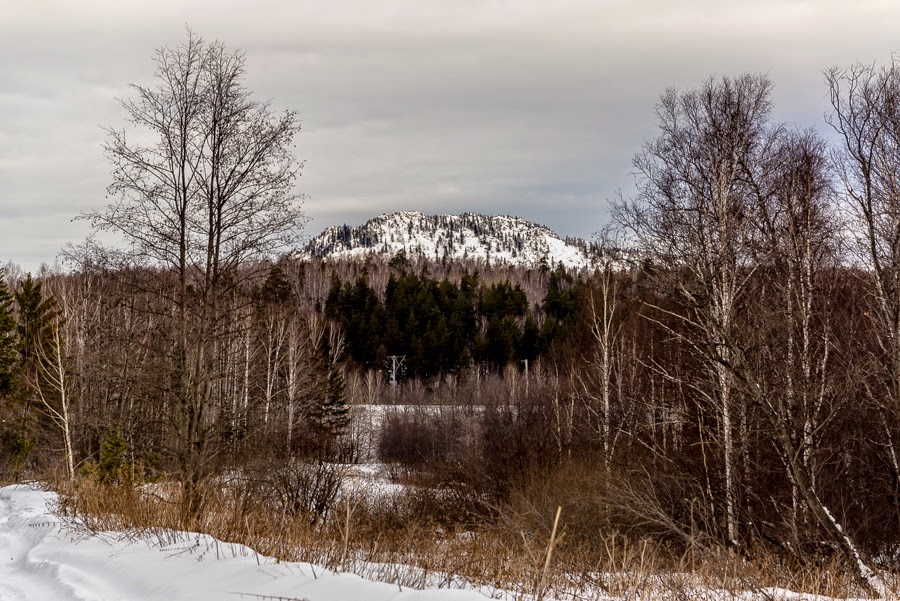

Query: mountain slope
[299,211,596,269]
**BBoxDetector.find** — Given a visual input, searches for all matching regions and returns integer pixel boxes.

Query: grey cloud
[4,1,900,271]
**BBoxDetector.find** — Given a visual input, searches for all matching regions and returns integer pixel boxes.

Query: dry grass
[47,469,883,601]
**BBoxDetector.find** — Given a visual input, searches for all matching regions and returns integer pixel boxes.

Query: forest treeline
[324,258,583,377]
[0,237,893,586]
[9,28,900,596]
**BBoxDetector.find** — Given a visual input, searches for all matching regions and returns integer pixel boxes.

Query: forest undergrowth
[46,462,879,601]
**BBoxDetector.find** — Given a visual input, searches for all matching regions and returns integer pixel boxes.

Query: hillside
[298,211,598,269]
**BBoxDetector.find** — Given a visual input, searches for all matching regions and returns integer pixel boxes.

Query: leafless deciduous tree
[30,311,75,484]
[83,28,305,522]
[750,129,842,540]
[818,59,900,595]
[615,74,774,547]
[827,60,900,492]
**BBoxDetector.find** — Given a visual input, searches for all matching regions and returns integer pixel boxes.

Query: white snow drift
[0,484,491,601]
[0,484,879,601]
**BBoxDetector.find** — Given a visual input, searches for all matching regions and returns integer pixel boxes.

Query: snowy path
[0,484,491,601]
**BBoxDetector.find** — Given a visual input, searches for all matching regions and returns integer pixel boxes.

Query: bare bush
[268,459,347,524]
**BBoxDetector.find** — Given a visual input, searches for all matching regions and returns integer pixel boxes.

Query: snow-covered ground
[0,484,492,601]
[0,483,881,601]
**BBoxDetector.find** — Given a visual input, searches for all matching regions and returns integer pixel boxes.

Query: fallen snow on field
[0,484,493,601]
[0,484,881,601]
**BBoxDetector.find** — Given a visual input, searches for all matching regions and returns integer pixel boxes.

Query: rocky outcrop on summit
[299,211,599,269]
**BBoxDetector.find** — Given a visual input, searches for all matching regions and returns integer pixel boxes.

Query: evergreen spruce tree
[15,274,56,373]
[99,428,129,485]
[311,324,350,445]
[13,272,58,451]
[0,269,19,396]
[0,272,53,479]
[318,363,349,436]
[257,264,294,306]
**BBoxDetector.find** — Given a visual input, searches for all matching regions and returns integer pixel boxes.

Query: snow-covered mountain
[298,212,598,269]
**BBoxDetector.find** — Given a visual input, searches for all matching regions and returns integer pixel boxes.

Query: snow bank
[0,484,492,601]
[0,484,880,600]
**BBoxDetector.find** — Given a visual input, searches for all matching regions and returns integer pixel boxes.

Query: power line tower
[387,355,406,388]
[521,358,529,397]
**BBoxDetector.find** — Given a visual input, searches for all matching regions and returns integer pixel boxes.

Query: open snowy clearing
[0,483,879,601]
[0,484,492,601]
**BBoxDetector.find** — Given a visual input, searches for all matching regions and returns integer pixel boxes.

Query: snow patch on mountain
[299,211,597,269]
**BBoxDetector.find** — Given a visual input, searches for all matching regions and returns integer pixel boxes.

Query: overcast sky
[3,1,900,272]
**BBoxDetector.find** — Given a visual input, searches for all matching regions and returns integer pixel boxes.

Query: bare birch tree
[750,129,842,540]
[614,74,774,547]
[576,249,627,471]
[30,311,75,484]
[83,28,305,522]
[827,60,900,495]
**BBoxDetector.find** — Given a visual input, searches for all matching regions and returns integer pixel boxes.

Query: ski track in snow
[0,484,492,601]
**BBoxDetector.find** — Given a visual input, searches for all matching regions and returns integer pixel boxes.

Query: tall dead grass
[51,467,875,601]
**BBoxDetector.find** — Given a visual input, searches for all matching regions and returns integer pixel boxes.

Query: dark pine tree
[0,269,19,396]
[318,363,350,437]
[256,264,294,306]
[15,274,56,376]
